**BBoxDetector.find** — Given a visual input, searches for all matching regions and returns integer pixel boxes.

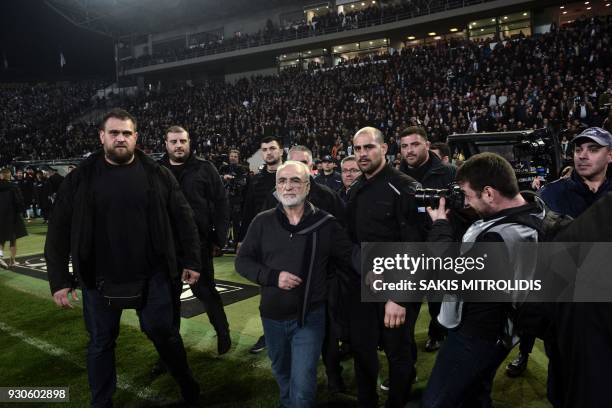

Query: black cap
[322,155,333,162]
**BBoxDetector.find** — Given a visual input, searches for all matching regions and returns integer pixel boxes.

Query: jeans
[422,330,510,408]
[82,271,198,408]
[262,306,326,408]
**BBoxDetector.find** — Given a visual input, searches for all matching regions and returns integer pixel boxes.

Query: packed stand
[122,0,479,70]
[2,17,612,168]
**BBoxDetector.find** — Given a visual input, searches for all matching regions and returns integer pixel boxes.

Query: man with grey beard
[236,161,355,408]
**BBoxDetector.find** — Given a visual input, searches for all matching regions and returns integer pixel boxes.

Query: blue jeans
[422,330,510,408]
[82,272,198,407]
[262,306,326,408]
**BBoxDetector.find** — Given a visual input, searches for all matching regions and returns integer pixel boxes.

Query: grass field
[0,220,551,407]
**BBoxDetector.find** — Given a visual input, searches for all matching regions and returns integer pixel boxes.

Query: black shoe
[380,373,417,391]
[327,375,347,394]
[249,335,266,354]
[180,378,200,407]
[217,331,231,355]
[150,359,167,378]
[425,337,441,352]
[506,352,529,377]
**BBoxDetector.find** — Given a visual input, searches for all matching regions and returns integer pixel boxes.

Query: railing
[121,0,495,71]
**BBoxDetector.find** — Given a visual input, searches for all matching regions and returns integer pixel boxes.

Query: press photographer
[422,152,546,408]
[218,149,249,248]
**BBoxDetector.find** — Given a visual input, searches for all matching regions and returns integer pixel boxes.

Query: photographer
[218,149,249,248]
[422,152,545,408]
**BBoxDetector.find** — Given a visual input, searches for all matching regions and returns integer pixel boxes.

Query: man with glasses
[236,161,354,407]
[339,156,361,203]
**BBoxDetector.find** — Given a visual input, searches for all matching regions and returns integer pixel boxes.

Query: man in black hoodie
[161,125,231,355]
[236,161,354,408]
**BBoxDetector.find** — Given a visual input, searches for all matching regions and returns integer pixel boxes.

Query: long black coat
[0,181,27,243]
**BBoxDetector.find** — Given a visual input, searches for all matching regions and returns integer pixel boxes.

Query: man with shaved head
[236,161,355,407]
[346,126,423,407]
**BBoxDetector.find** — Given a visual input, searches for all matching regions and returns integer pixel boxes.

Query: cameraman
[218,149,249,248]
[422,152,545,408]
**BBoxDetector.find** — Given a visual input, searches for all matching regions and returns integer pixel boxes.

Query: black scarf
[274,202,333,325]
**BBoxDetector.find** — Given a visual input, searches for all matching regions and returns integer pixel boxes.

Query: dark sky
[0,0,115,81]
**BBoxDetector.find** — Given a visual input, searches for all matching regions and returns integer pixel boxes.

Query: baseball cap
[571,127,612,147]
[322,155,334,162]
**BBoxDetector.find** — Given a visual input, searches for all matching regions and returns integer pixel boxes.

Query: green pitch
[0,220,550,407]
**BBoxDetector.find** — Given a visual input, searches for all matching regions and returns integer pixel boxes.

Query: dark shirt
[540,171,611,218]
[402,156,433,184]
[93,157,158,282]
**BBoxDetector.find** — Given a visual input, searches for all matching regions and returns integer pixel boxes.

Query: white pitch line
[0,321,167,404]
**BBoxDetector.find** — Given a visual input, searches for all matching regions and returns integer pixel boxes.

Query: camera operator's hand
[223,174,235,181]
[426,197,450,222]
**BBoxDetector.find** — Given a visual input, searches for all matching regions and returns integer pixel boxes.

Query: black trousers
[321,305,343,380]
[427,300,447,341]
[189,248,229,335]
[348,293,418,408]
[82,272,197,407]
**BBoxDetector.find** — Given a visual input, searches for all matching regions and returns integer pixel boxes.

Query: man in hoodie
[161,125,231,355]
[235,161,354,408]
[423,152,544,408]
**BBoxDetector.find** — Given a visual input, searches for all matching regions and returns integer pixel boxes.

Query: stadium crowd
[2,16,611,171]
[122,0,473,70]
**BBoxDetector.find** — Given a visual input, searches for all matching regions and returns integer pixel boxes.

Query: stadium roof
[44,0,304,39]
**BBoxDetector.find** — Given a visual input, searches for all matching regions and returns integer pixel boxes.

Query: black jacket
[0,181,27,242]
[399,152,456,189]
[235,203,354,326]
[546,192,612,408]
[44,150,201,295]
[160,153,229,248]
[238,167,277,241]
[540,170,611,218]
[347,165,423,243]
[314,171,343,192]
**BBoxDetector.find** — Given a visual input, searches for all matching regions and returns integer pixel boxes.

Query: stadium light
[523,12,528,16]
[503,16,508,20]
[434,36,442,40]
[408,36,416,40]
[362,2,365,5]
[560,5,564,8]
[428,32,436,36]
[450,28,458,32]
[587,6,591,9]
[584,1,589,4]
[562,11,567,14]
[491,19,495,22]
[369,41,373,44]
